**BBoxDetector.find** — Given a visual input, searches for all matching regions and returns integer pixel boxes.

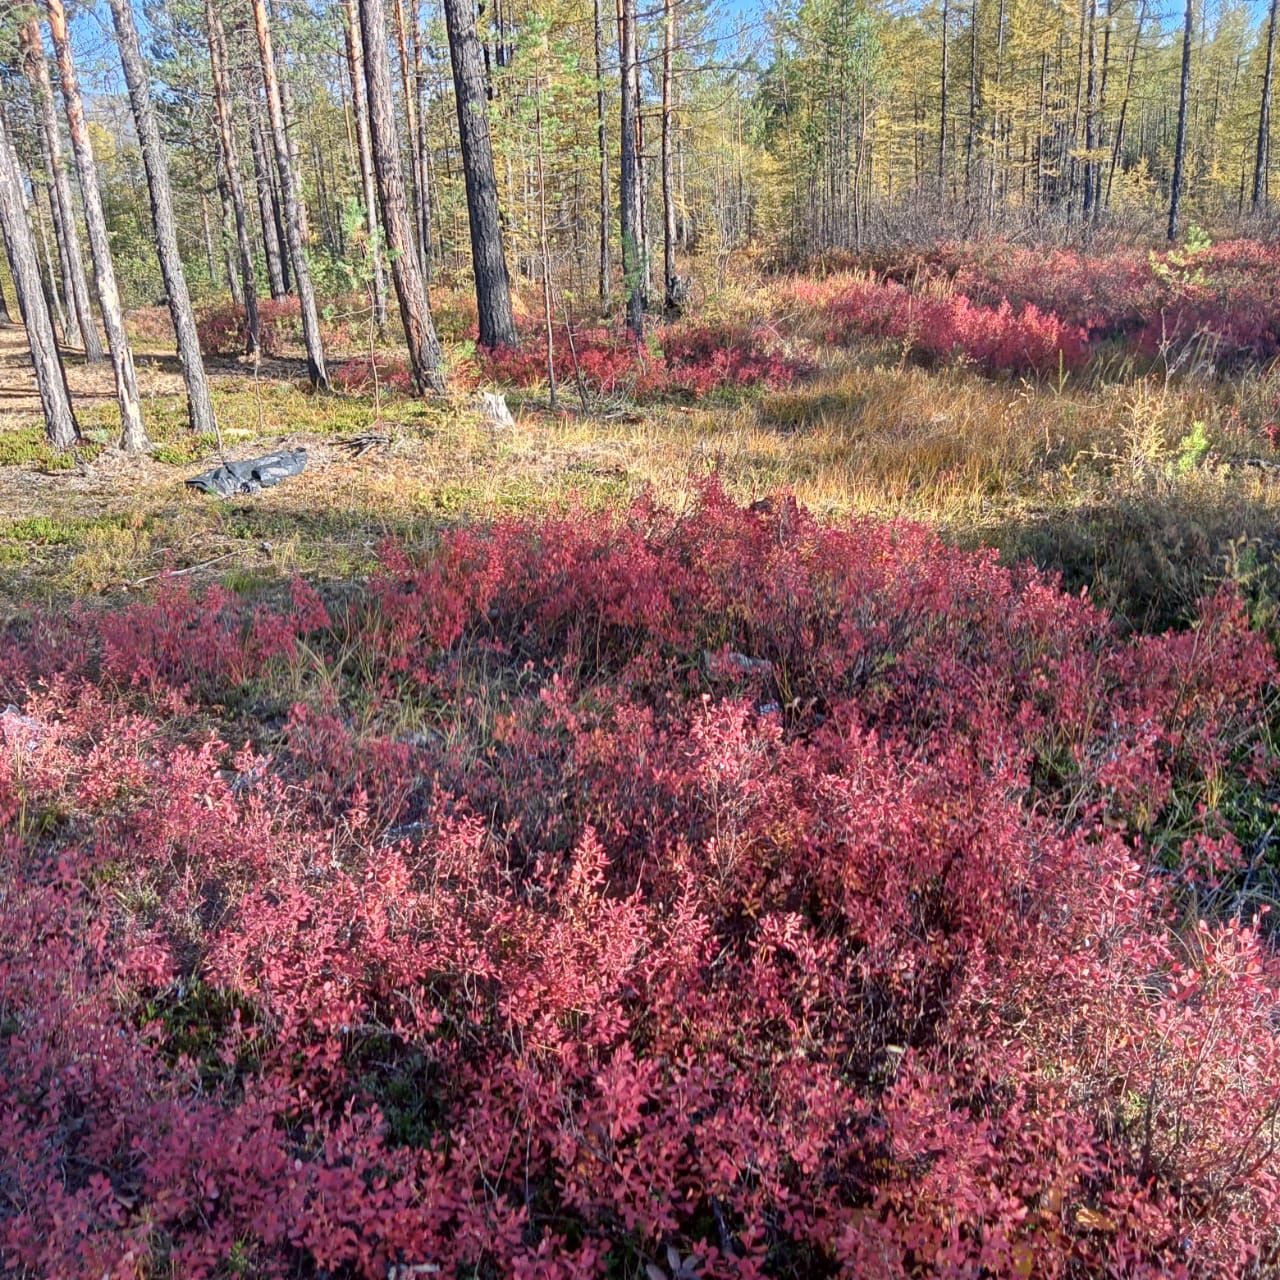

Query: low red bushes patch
[477,320,810,398]
[1,486,1277,1276]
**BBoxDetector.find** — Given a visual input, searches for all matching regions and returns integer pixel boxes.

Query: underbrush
[195,297,366,358]
[786,236,1280,378]
[471,320,811,400]
[2,486,1278,1277]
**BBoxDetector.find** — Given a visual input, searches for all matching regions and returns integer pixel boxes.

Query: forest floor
[3,308,1280,634]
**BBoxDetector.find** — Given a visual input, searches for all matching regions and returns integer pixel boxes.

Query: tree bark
[19,18,102,363]
[594,0,612,313]
[443,0,519,349]
[1082,0,1098,220]
[250,0,329,388]
[0,107,78,447]
[939,0,950,183]
[619,0,645,339]
[46,0,148,452]
[1168,0,1193,239]
[358,0,447,392]
[392,0,430,275]
[215,159,243,304]
[661,0,680,314]
[39,144,77,344]
[409,10,435,280]
[965,0,978,196]
[342,0,389,328]
[205,0,262,357]
[110,0,219,433]
[1255,0,1277,210]
[246,91,288,298]
[1106,0,1145,209]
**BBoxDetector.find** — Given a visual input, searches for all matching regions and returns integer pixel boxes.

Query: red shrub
[796,238,1280,373]
[330,355,416,395]
[476,320,810,398]
[1,487,1278,1276]
[794,274,1090,375]
[196,299,358,358]
[936,239,1280,365]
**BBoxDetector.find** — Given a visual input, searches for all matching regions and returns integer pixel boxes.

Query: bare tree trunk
[392,0,430,274]
[661,0,680,314]
[214,150,243,305]
[200,191,218,283]
[409,11,435,280]
[535,91,557,410]
[965,0,978,197]
[250,0,329,388]
[1082,0,1098,220]
[46,0,148,452]
[19,18,102,363]
[111,0,219,433]
[342,0,388,328]
[594,0,612,313]
[619,0,645,339]
[939,0,950,183]
[276,60,309,247]
[0,107,78,447]
[1106,0,1145,208]
[32,186,68,340]
[1168,0,1193,240]
[246,92,288,298]
[357,0,446,392]
[1255,0,1277,209]
[205,0,261,357]
[443,0,519,349]
[40,150,78,343]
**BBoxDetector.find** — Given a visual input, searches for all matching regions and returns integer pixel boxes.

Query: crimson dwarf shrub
[1,486,1278,1277]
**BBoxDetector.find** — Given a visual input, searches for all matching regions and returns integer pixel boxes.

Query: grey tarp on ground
[186,447,308,497]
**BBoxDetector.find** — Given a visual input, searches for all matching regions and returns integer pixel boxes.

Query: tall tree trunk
[46,0,148,452]
[200,191,218,283]
[214,156,243,304]
[110,0,219,433]
[1168,0,1193,240]
[0,107,78,447]
[276,58,309,247]
[19,18,102,362]
[619,0,645,339]
[342,0,389,328]
[357,0,447,392]
[0,274,10,326]
[593,0,612,313]
[1034,49,1044,215]
[661,0,680,314]
[965,0,978,196]
[1254,0,1277,209]
[443,0,519,349]
[1092,0,1112,218]
[205,0,261,356]
[986,0,1005,220]
[250,0,330,388]
[40,147,78,343]
[1082,0,1098,220]
[535,90,557,410]
[409,10,435,280]
[246,92,289,298]
[34,185,69,340]
[392,0,430,274]
[1106,0,1145,207]
[939,0,950,183]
